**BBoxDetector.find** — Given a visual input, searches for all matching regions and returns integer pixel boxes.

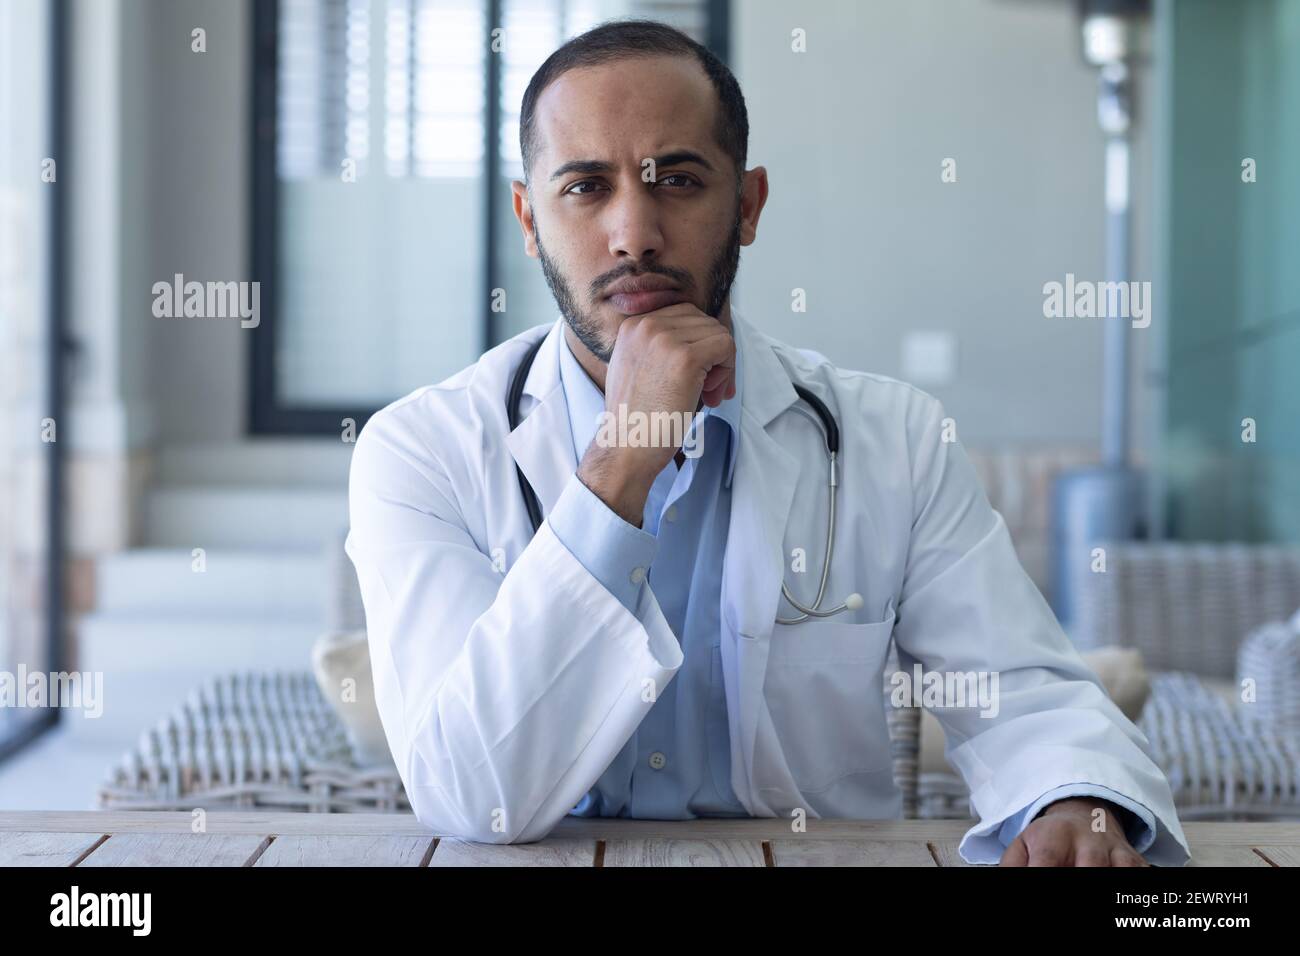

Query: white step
[78,611,323,675]
[71,612,324,746]
[96,547,326,614]
[156,439,354,486]
[144,485,349,549]
[0,725,123,811]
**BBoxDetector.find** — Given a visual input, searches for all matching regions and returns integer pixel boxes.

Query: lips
[602,276,687,315]
[606,289,689,314]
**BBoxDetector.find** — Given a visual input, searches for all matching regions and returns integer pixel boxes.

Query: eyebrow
[549,150,716,181]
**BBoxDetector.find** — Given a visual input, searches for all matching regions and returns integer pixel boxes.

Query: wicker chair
[897,541,1300,821]
[103,522,1300,821]
[1071,541,1300,677]
[99,671,410,813]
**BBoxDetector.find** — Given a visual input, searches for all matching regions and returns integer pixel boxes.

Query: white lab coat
[345,313,1191,864]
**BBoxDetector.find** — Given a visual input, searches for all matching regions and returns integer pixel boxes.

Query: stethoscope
[508,334,863,625]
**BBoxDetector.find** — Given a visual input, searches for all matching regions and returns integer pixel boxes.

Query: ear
[738,166,769,247]
[511,180,539,258]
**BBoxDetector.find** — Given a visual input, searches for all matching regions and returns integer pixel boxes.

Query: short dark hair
[518,19,748,188]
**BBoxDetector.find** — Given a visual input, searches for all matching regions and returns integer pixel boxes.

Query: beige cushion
[310,630,394,769]
[919,646,1151,775]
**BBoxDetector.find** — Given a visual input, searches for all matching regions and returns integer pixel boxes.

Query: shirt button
[629,566,647,584]
[665,505,678,522]
[648,751,667,771]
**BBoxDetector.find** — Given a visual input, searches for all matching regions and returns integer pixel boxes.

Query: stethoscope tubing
[508,334,861,625]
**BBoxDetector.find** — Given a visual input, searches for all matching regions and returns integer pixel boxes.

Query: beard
[534,204,743,364]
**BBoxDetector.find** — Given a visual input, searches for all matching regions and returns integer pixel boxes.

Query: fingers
[702,362,732,394]
[1027,845,1068,867]
[1076,847,1113,867]
[688,328,737,375]
[1001,829,1150,867]
[620,306,726,342]
[1110,846,1149,867]
[694,333,736,406]
[999,835,1030,866]
[700,376,734,408]
[610,307,736,410]
[617,312,735,369]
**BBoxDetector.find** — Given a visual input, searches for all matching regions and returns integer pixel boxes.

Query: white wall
[114,0,1159,454]
[732,0,1156,450]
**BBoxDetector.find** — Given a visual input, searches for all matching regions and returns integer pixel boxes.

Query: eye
[564,179,605,196]
[656,173,697,189]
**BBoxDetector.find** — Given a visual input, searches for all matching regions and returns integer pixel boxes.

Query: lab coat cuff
[997,783,1156,854]
[547,473,659,615]
[959,777,1187,866]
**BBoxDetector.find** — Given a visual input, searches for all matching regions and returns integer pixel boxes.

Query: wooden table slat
[1186,845,1274,867]
[601,839,767,867]
[254,835,435,867]
[0,832,107,868]
[79,833,270,868]
[925,841,975,867]
[769,839,939,867]
[1254,845,1299,867]
[430,838,598,867]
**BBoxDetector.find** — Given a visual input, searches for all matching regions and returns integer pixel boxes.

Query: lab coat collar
[503,322,578,522]
[512,315,566,405]
[729,309,799,431]
[710,337,744,488]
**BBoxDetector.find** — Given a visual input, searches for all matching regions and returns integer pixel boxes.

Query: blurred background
[1,0,1297,816]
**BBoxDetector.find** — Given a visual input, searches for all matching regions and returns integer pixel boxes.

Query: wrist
[1038,797,1119,822]
[576,444,654,527]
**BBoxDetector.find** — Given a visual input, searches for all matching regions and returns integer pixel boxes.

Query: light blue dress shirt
[545,325,1159,852]
[547,329,747,819]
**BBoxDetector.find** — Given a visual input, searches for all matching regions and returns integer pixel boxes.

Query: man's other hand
[999,797,1149,867]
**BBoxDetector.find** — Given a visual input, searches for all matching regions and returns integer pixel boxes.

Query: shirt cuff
[547,472,658,614]
[997,783,1156,855]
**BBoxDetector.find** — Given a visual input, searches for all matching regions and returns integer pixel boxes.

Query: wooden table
[0,813,1296,866]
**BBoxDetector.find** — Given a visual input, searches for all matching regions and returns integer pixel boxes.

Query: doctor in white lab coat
[344,21,1190,865]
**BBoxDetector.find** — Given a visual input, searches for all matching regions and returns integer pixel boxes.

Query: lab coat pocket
[758,609,896,793]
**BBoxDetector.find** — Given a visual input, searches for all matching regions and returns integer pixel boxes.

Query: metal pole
[1099,62,1133,468]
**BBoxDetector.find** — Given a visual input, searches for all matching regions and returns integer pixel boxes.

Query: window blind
[277,0,711,182]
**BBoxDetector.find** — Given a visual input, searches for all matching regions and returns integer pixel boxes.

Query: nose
[606,187,665,263]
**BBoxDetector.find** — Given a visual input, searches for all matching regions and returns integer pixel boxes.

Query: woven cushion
[101,671,408,813]
[310,630,394,768]
[1073,542,1300,677]
[915,670,1300,820]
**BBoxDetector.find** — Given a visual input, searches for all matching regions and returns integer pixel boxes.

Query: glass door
[0,0,63,760]
[1159,0,1300,542]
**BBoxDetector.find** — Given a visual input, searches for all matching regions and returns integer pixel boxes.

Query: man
[345,19,1190,866]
